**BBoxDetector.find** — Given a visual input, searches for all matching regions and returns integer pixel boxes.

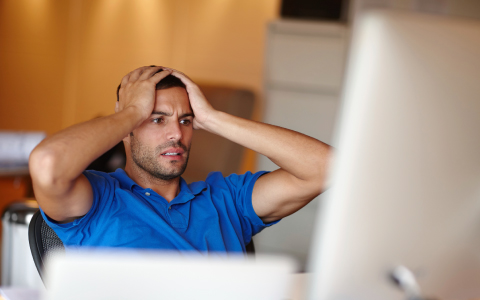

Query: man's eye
[180,119,191,125]
[152,118,163,124]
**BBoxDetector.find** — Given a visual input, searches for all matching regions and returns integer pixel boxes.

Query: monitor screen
[307,9,480,300]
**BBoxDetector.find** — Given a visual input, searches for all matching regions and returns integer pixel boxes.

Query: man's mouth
[160,147,185,158]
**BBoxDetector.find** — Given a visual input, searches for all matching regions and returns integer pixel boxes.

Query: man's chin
[150,165,188,181]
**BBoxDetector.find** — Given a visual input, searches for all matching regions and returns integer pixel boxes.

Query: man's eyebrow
[180,112,194,118]
[150,111,194,118]
[151,111,171,116]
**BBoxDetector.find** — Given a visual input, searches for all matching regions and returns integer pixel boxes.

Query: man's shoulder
[82,169,126,192]
[202,170,269,188]
[83,169,118,181]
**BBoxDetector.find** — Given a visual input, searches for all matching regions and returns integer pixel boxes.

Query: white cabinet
[254,19,349,268]
[266,21,347,92]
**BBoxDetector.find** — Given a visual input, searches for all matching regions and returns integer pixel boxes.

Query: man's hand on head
[116,66,172,122]
[164,68,217,130]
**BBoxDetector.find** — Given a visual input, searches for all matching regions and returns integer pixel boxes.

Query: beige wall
[0,0,280,134]
[0,0,70,134]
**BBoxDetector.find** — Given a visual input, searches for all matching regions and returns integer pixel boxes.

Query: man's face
[128,87,193,180]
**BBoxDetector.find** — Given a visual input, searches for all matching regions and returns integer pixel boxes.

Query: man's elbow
[310,155,331,195]
[306,181,324,200]
[292,175,324,203]
[29,146,64,189]
[304,168,327,196]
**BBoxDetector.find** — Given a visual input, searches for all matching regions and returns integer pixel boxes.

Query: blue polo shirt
[40,169,278,254]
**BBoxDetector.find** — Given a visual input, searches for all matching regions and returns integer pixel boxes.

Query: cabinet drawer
[266,21,348,92]
[264,89,340,144]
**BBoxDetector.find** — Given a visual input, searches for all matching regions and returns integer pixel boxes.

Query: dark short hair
[116,68,186,102]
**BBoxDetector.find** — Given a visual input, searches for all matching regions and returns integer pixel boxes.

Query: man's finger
[161,67,190,80]
[175,69,191,80]
[137,65,161,79]
[120,71,132,87]
[171,71,197,91]
[139,66,165,80]
[150,68,173,84]
[129,66,151,81]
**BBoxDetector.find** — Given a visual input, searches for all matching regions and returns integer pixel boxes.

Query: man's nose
[166,121,182,141]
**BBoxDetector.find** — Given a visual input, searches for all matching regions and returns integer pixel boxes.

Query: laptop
[43,250,297,300]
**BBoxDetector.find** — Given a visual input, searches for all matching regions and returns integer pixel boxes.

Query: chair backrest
[28,210,65,283]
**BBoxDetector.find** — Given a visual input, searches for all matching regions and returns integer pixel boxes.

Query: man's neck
[124,163,180,202]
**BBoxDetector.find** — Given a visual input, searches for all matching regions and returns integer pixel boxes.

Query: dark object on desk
[28,210,64,284]
[281,0,348,21]
[28,210,256,284]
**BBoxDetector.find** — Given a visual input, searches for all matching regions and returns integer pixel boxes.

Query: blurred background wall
[0,0,279,135]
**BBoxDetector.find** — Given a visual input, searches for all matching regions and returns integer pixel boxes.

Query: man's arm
[170,69,331,223]
[29,66,171,222]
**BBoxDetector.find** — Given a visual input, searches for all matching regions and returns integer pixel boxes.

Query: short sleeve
[223,171,280,244]
[39,170,117,243]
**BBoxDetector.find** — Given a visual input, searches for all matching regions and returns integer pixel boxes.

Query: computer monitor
[307,9,480,300]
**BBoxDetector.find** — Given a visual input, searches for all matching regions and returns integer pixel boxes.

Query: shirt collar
[110,168,207,197]
[110,168,137,191]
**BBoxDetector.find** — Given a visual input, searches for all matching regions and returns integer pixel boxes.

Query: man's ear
[122,137,131,159]
[115,101,119,113]
[123,134,130,145]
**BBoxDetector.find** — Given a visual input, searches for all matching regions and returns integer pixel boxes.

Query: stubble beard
[130,136,190,181]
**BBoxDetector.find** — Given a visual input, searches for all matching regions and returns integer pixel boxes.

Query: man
[29,66,330,253]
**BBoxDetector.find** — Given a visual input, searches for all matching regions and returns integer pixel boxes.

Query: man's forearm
[30,107,143,186]
[202,110,330,184]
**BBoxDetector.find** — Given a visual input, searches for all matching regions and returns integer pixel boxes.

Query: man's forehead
[155,86,188,97]
[154,87,192,113]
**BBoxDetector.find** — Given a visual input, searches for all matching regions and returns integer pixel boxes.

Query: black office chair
[245,239,255,254]
[28,210,65,283]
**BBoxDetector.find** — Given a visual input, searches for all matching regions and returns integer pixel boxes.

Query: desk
[0,287,40,300]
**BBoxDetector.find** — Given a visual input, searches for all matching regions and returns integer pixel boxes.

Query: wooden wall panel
[0,0,70,134]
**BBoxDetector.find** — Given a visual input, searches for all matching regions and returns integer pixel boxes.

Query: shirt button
[145,192,151,196]
[168,206,171,210]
